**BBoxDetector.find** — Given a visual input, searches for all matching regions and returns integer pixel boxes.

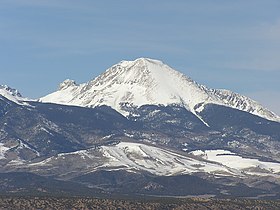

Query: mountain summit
[0,85,28,105]
[40,58,280,122]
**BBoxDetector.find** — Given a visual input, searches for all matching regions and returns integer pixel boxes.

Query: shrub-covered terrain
[0,196,280,210]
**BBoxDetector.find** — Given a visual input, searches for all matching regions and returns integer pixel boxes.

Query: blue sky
[1,0,280,115]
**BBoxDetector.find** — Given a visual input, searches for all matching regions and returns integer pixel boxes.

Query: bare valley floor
[0,196,280,210]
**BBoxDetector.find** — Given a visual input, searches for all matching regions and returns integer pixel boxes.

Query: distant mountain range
[0,58,280,198]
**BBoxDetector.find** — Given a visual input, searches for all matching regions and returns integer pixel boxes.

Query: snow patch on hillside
[0,143,10,160]
[191,150,280,176]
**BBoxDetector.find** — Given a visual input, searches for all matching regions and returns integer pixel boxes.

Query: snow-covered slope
[100,142,280,177]
[40,58,280,122]
[210,89,279,122]
[191,149,280,177]
[0,85,29,105]
[99,142,240,176]
[27,142,280,178]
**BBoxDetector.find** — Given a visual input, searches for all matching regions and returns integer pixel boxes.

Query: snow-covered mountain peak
[59,79,77,90]
[0,85,29,105]
[119,57,164,67]
[89,57,189,88]
[72,58,213,116]
[0,85,22,97]
[98,58,194,86]
[40,58,280,122]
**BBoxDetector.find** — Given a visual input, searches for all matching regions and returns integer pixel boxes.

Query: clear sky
[1,0,280,115]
